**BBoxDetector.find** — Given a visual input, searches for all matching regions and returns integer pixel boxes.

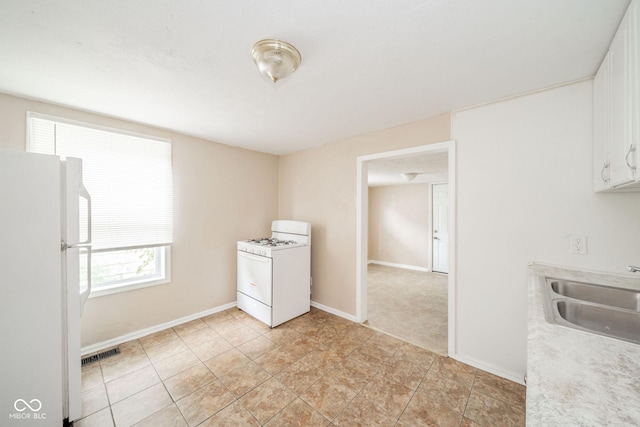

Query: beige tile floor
[367,264,448,355]
[76,307,525,426]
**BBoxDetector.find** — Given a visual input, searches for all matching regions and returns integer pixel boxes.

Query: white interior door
[432,183,449,273]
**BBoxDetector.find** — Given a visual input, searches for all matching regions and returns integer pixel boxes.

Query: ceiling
[0,1,630,155]
[368,152,448,186]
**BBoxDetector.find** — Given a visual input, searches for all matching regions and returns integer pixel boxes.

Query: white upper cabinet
[632,0,640,184]
[594,0,640,192]
[593,51,611,191]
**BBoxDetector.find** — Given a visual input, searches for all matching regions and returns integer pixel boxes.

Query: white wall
[368,184,431,269]
[452,80,640,381]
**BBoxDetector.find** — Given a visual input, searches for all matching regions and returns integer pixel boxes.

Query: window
[27,112,173,296]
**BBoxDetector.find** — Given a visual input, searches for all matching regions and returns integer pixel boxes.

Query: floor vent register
[81,347,121,366]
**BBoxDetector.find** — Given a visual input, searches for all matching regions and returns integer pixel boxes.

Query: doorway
[356,141,456,356]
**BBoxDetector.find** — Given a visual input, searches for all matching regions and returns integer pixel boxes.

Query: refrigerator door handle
[79,247,91,312]
[78,182,91,246]
[61,182,91,248]
[76,182,92,310]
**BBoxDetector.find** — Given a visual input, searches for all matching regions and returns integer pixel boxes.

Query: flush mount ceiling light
[401,173,420,182]
[251,39,302,83]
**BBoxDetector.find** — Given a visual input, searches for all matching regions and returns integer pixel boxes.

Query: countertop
[527,263,640,426]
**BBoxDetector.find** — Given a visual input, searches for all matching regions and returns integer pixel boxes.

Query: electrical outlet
[570,235,588,255]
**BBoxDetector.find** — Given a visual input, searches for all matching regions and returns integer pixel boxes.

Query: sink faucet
[628,266,640,273]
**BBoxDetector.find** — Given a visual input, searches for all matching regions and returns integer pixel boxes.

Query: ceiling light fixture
[251,39,302,83]
[401,173,420,182]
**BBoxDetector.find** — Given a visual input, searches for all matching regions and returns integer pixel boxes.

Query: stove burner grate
[246,237,298,247]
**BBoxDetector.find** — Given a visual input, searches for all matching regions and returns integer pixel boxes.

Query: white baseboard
[450,352,526,385]
[310,300,358,323]
[81,302,237,356]
[368,260,429,272]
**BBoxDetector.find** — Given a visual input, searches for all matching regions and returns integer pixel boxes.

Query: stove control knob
[261,250,266,256]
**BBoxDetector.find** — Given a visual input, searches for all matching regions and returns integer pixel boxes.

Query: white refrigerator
[0,150,92,426]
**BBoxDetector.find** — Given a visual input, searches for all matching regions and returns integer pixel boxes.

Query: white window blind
[28,113,173,251]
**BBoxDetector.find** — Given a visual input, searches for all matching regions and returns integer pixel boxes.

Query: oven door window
[237,252,273,305]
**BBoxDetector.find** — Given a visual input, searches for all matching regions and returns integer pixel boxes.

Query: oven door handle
[238,251,271,263]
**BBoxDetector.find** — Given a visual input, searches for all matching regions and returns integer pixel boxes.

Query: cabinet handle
[625,144,636,172]
[600,161,610,183]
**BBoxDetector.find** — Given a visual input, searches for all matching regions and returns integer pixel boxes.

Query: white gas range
[237,220,311,327]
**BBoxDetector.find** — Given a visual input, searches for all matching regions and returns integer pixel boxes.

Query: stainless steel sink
[550,279,640,311]
[542,277,640,344]
[555,300,640,344]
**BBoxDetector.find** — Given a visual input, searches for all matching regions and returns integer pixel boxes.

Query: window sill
[88,276,171,298]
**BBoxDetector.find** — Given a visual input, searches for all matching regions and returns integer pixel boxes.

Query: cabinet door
[631,0,639,176]
[609,10,635,187]
[593,52,611,192]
